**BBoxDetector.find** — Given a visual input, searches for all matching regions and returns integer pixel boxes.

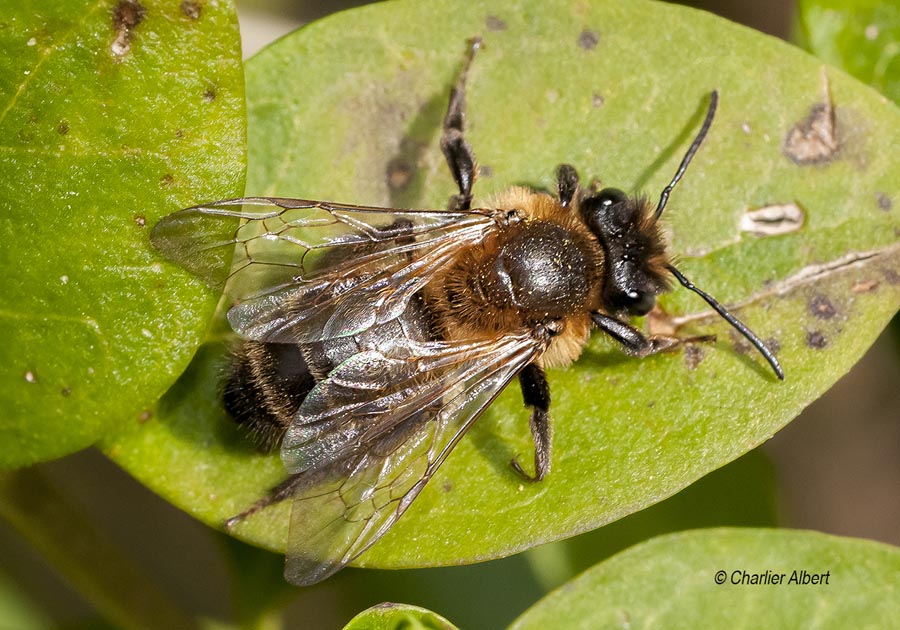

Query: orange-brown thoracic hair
[425,185,670,369]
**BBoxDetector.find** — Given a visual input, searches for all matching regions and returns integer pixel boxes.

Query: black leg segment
[591,311,714,356]
[441,37,481,211]
[512,363,552,482]
[556,164,580,207]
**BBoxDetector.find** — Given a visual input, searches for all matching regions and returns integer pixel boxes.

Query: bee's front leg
[441,37,481,211]
[512,363,551,483]
[591,312,715,357]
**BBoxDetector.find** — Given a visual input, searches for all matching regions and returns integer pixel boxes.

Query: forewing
[279,331,544,586]
[150,197,497,342]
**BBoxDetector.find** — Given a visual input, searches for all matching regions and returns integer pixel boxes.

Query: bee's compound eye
[595,187,628,209]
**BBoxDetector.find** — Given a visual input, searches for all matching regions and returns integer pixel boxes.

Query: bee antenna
[654,90,719,220]
[666,264,784,380]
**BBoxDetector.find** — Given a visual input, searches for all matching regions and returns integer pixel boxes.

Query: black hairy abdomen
[223,293,439,452]
[224,342,315,452]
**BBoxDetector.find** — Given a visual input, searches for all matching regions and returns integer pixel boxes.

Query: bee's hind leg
[511,363,552,483]
[441,37,482,212]
[224,473,305,531]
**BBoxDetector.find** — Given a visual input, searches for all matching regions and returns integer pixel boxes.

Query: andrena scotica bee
[151,39,783,586]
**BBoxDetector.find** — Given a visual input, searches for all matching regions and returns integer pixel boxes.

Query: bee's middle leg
[556,164,581,207]
[512,363,551,482]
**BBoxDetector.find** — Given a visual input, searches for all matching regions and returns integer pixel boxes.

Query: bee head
[580,188,670,316]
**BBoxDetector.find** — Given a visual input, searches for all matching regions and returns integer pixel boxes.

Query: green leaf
[797,0,900,103]
[510,529,900,628]
[524,449,777,590]
[105,0,900,572]
[0,568,54,630]
[343,603,459,630]
[0,0,245,467]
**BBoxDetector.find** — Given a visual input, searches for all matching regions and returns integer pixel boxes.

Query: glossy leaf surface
[0,0,245,467]
[511,529,900,629]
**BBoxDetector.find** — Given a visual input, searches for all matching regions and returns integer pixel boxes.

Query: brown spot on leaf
[113,0,145,30]
[133,214,146,227]
[882,268,900,285]
[139,409,153,423]
[592,93,605,108]
[175,129,184,138]
[808,294,836,320]
[386,157,413,192]
[61,386,72,397]
[486,15,506,31]
[203,88,216,102]
[181,0,202,19]
[578,29,599,50]
[783,74,839,165]
[57,120,69,135]
[442,480,453,493]
[159,173,174,186]
[684,345,705,370]
[806,330,827,349]
[111,0,145,57]
[731,333,780,358]
[851,279,879,293]
[731,334,751,355]
[740,203,805,236]
[876,192,892,211]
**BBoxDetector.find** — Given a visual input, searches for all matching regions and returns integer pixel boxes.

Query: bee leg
[556,164,580,208]
[511,363,551,482]
[591,312,715,356]
[441,37,481,211]
[223,472,305,530]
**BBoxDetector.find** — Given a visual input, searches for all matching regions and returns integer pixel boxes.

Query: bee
[151,38,783,586]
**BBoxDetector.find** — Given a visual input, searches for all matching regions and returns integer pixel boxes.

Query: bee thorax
[429,217,601,344]
[492,222,593,317]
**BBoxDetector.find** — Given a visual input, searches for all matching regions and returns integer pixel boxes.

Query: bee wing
[279,330,544,586]
[151,197,497,343]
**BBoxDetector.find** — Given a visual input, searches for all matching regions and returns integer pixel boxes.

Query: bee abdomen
[223,341,316,453]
